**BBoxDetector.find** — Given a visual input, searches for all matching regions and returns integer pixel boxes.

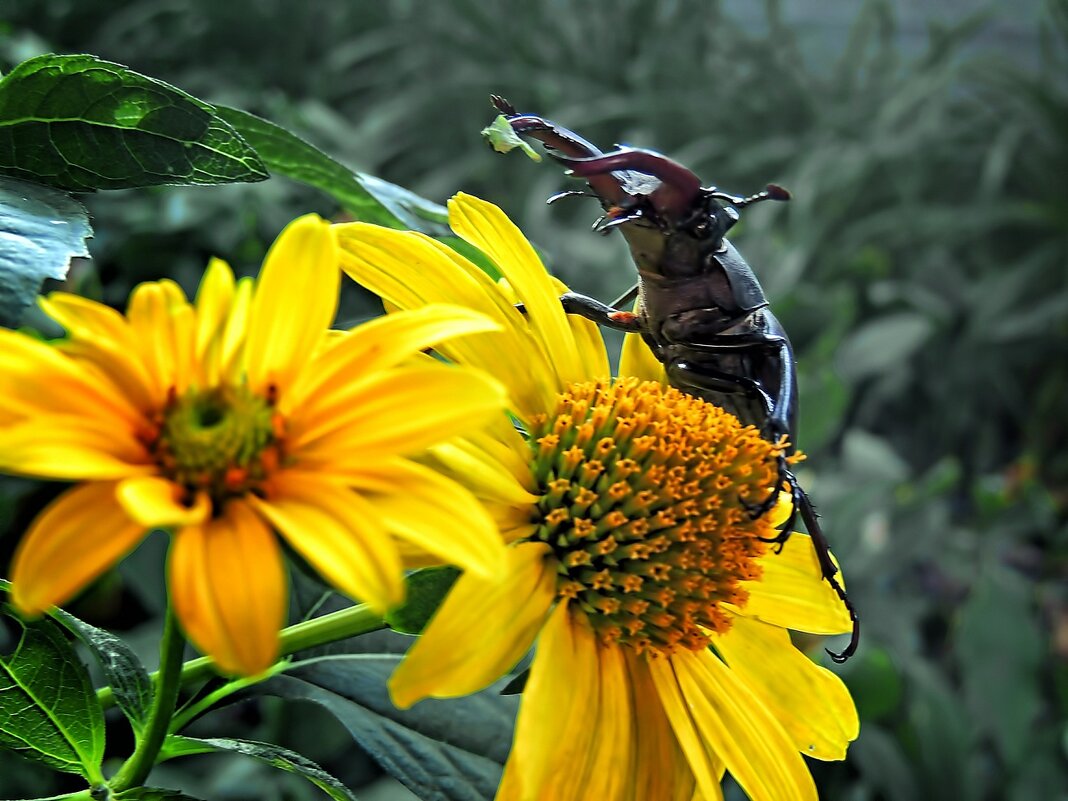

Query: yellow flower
[0,214,509,676]
[335,195,858,801]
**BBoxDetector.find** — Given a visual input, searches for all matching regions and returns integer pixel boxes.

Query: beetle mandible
[489,96,858,662]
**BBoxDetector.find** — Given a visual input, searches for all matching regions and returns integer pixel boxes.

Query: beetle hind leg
[797,489,860,663]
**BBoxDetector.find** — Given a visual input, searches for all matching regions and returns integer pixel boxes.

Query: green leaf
[957,563,1044,770]
[834,312,933,381]
[845,646,903,721]
[254,632,518,801]
[161,735,357,801]
[385,567,460,635]
[0,54,268,191]
[215,106,448,234]
[481,115,542,161]
[848,725,920,801]
[0,613,105,780]
[906,664,981,801]
[52,608,153,734]
[0,176,90,327]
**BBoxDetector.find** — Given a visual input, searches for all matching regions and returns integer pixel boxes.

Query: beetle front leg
[560,292,648,331]
[514,292,648,332]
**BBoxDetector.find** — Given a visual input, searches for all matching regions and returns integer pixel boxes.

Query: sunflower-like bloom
[0,214,509,676]
[335,195,858,801]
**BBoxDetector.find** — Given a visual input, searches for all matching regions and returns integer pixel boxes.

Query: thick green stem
[98,602,385,711]
[109,608,185,792]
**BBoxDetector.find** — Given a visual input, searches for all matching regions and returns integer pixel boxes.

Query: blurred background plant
[1,0,1065,799]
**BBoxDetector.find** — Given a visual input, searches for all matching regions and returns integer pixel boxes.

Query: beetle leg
[514,293,647,333]
[662,329,787,351]
[666,327,797,519]
[559,293,647,332]
[797,488,860,663]
[752,469,858,662]
[664,361,777,419]
[758,470,800,551]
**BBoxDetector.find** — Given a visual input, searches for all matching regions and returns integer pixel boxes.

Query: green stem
[109,608,185,792]
[169,669,276,733]
[98,602,385,711]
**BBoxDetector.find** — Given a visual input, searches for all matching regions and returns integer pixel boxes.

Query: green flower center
[526,378,784,656]
[155,384,280,503]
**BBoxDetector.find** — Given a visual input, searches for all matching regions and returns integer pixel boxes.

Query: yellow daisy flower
[0,214,509,677]
[335,194,858,801]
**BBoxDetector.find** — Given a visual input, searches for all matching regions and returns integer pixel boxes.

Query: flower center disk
[527,378,782,655]
[155,384,281,503]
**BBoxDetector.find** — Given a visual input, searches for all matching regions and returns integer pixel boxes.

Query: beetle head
[491,99,788,278]
[555,147,789,279]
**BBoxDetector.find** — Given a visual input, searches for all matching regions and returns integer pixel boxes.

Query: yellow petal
[584,642,635,800]
[335,223,509,317]
[245,215,339,397]
[249,472,403,613]
[713,614,859,760]
[116,477,211,528]
[646,654,726,801]
[55,339,158,416]
[282,303,503,415]
[547,273,612,381]
[506,604,603,800]
[194,257,236,383]
[126,280,196,398]
[11,483,144,615]
[425,436,539,507]
[335,222,560,420]
[40,291,130,341]
[508,634,637,801]
[40,293,158,412]
[619,330,666,383]
[767,491,795,529]
[737,533,853,635]
[448,193,587,385]
[622,651,701,801]
[388,542,555,708]
[169,500,286,676]
[0,328,144,425]
[351,458,506,579]
[662,649,818,801]
[216,276,253,381]
[0,417,153,480]
[293,364,508,457]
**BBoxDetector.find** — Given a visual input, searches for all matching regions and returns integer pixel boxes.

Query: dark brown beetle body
[491,96,858,662]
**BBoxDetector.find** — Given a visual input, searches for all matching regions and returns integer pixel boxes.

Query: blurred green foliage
[1,1,1066,799]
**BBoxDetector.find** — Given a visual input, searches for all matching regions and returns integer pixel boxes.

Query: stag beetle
[489,96,858,662]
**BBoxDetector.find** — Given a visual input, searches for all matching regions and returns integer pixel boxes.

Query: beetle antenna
[709,184,791,208]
